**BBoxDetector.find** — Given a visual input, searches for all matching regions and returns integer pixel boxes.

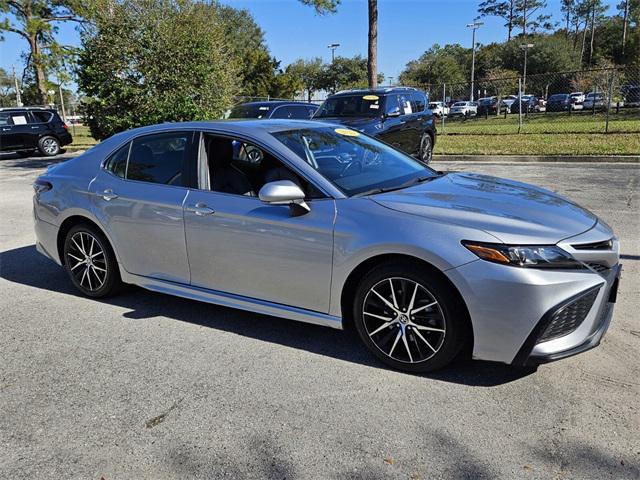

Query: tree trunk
[508,0,514,41]
[621,0,629,56]
[28,35,49,105]
[589,3,596,67]
[522,0,528,37]
[367,0,378,89]
[580,21,588,65]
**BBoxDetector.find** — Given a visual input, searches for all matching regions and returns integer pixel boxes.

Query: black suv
[312,87,436,164]
[0,107,73,156]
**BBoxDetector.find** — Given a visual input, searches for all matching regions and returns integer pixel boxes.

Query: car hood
[371,172,597,244]
[312,116,381,135]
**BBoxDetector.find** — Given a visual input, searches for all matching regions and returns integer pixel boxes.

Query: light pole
[466,21,483,102]
[327,43,340,63]
[520,43,534,95]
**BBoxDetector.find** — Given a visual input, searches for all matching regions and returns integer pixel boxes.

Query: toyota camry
[33,120,621,372]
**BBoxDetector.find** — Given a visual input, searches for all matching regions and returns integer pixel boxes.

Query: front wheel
[353,262,468,373]
[418,133,433,165]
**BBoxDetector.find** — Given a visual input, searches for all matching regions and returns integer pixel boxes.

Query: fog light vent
[538,288,599,343]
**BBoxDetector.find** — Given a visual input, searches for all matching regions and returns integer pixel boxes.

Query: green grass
[439,109,640,135]
[435,133,640,156]
[66,125,97,152]
[66,123,640,157]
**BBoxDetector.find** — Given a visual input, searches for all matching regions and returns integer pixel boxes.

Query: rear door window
[411,92,427,112]
[0,112,11,126]
[126,132,191,186]
[270,106,295,119]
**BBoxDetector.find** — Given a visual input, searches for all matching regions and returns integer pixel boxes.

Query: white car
[428,102,449,117]
[570,92,585,104]
[449,101,477,117]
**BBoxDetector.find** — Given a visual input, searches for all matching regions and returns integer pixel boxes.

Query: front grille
[587,262,610,273]
[537,288,600,343]
[572,239,613,250]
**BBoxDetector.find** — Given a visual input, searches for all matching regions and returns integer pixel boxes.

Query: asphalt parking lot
[1,151,639,480]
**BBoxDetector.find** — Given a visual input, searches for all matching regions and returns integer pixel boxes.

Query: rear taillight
[33,179,52,194]
[63,123,68,130]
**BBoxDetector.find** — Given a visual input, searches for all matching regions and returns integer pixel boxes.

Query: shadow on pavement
[1,244,536,387]
[0,151,76,170]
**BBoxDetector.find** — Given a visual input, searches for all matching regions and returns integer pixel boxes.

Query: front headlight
[462,241,585,269]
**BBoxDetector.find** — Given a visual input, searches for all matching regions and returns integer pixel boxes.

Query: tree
[298,0,379,88]
[399,44,469,88]
[77,0,239,140]
[216,4,279,97]
[0,67,16,106]
[319,55,383,92]
[0,0,82,105]
[478,0,517,40]
[517,0,552,36]
[285,58,325,101]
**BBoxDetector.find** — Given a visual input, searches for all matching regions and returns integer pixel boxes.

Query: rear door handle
[1,128,10,132]
[187,202,215,216]
[100,189,118,201]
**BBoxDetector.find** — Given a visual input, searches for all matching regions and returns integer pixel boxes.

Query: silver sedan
[33,120,621,372]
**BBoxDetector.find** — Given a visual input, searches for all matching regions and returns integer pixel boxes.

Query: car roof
[330,86,420,97]
[234,101,318,108]
[108,119,337,141]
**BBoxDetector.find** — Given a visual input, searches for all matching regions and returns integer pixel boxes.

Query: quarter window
[104,143,130,178]
[31,111,53,123]
[127,132,189,185]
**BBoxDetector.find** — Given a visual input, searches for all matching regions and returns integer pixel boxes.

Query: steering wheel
[339,159,362,177]
[363,149,381,168]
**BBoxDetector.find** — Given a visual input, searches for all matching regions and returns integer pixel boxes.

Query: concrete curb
[433,154,640,163]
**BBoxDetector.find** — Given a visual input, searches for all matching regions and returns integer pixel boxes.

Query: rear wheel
[38,136,60,156]
[353,262,467,373]
[63,224,121,298]
[418,133,433,165]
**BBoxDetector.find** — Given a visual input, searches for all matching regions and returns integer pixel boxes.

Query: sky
[0,0,620,88]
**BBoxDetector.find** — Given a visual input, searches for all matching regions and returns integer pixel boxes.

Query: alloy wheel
[66,231,108,292]
[420,135,432,164]
[362,277,446,364]
[42,138,59,155]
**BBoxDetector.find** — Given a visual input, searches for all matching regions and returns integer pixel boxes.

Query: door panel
[184,190,335,312]
[90,171,191,284]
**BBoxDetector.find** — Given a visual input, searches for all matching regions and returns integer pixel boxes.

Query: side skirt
[121,271,344,330]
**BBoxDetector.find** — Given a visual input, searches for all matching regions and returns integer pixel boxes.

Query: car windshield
[271,126,436,196]
[453,102,467,107]
[229,104,271,119]
[314,94,383,118]
[549,94,568,101]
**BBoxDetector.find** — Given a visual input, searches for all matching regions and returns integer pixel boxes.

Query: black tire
[353,261,468,373]
[418,133,433,165]
[63,224,122,298]
[38,136,61,156]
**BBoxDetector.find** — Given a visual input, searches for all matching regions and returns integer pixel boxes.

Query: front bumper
[445,252,620,365]
[514,264,620,366]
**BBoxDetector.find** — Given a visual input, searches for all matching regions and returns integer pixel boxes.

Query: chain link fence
[405,67,640,136]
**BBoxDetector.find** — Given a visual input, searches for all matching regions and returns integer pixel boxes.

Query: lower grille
[587,262,610,273]
[537,288,600,343]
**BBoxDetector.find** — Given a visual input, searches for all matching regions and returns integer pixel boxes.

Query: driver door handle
[187,202,215,216]
[100,189,118,201]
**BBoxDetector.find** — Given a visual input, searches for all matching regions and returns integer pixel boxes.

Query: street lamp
[327,43,340,63]
[466,22,483,102]
[520,43,534,95]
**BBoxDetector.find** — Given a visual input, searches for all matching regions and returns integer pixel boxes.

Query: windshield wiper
[354,175,437,197]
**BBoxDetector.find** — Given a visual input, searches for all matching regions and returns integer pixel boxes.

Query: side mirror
[258,180,310,216]
[385,108,402,118]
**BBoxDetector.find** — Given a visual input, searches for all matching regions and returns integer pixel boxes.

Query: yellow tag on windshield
[363,95,379,101]
[335,128,360,137]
